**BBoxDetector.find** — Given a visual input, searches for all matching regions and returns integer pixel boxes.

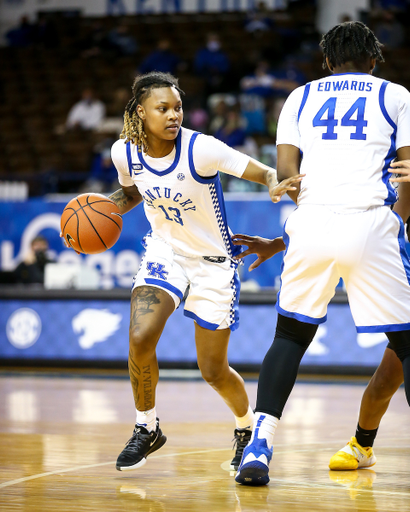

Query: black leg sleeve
[385,330,410,407]
[256,314,318,419]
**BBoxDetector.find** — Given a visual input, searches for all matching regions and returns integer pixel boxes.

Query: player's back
[289,73,410,211]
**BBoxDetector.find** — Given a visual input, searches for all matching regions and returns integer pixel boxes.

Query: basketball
[61,193,122,254]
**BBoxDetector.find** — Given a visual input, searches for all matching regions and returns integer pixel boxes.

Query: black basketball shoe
[230,428,252,470]
[116,419,167,471]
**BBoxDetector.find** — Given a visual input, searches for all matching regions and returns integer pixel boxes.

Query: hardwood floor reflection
[0,372,409,511]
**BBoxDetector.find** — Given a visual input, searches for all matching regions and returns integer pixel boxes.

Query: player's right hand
[60,232,81,255]
[269,174,305,203]
[232,235,286,271]
[390,160,410,183]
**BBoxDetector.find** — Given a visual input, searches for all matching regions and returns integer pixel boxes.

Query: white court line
[2,442,410,500]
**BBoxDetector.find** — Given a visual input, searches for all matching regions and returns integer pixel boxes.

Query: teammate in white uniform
[108,71,301,472]
[236,21,410,486]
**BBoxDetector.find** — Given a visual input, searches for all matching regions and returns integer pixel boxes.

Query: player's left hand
[268,174,305,203]
[389,160,410,183]
[232,235,286,271]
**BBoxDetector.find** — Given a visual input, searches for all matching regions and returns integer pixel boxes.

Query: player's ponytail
[120,71,185,153]
[320,21,384,70]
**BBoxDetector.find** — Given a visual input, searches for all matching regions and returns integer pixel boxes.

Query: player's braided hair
[320,21,384,70]
[120,71,185,153]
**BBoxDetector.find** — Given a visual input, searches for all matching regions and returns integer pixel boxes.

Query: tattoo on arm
[110,189,136,211]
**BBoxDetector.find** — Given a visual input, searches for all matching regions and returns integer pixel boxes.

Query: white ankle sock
[136,407,157,432]
[250,412,279,449]
[235,405,254,430]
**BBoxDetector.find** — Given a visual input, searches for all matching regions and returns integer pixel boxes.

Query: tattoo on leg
[128,355,141,405]
[131,288,162,327]
[143,365,153,410]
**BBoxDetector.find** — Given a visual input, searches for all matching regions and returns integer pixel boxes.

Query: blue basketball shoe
[235,436,273,486]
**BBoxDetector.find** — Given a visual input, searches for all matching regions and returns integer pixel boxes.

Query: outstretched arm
[109,185,143,214]
[276,143,302,204]
[232,234,286,271]
[241,158,304,203]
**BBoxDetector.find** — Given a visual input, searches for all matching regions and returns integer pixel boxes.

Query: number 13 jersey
[111,127,249,258]
[277,73,410,212]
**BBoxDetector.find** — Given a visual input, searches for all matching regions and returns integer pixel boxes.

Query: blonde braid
[119,99,148,153]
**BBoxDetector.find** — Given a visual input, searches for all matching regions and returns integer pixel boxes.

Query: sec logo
[6,308,42,349]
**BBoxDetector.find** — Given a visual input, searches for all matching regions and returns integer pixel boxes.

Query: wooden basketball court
[0,370,409,512]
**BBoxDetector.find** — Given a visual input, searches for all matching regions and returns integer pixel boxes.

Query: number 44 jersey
[277,73,410,212]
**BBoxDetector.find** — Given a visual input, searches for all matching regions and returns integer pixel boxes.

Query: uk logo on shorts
[146,262,169,280]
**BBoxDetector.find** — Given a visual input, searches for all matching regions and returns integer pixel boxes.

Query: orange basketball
[61,193,122,254]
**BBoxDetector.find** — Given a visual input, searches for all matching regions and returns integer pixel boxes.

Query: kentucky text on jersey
[317,80,373,92]
[142,187,197,211]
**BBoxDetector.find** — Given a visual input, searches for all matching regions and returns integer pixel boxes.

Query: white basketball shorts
[132,235,240,331]
[277,204,410,333]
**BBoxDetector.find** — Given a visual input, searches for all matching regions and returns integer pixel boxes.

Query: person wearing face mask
[14,236,55,285]
[194,33,231,96]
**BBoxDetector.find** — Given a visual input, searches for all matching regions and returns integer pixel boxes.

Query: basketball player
[234,21,410,486]
[233,157,410,471]
[106,71,301,472]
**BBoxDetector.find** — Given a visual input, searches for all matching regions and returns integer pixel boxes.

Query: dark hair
[320,21,384,70]
[120,71,185,152]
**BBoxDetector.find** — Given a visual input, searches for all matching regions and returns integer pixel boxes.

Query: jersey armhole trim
[379,81,397,131]
[188,132,219,184]
[297,83,311,122]
[126,141,132,177]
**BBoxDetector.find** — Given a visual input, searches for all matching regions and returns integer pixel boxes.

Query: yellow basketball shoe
[329,437,376,470]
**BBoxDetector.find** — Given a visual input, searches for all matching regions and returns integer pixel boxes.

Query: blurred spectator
[139,39,183,75]
[107,21,138,57]
[374,10,405,49]
[240,60,299,98]
[244,1,274,36]
[80,138,118,193]
[185,100,209,133]
[14,236,55,285]
[97,87,129,134]
[66,88,106,131]
[207,94,237,134]
[194,33,230,96]
[5,15,35,48]
[266,97,287,139]
[214,107,247,148]
[213,107,260,192]
[78,21,110,59]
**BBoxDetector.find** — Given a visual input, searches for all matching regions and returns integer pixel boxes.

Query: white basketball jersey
[277,73,410,211]
[121,127,240,258]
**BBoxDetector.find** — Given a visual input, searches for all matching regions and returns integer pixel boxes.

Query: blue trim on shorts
[378,81,397,207]
[298,83,311,121]
[392,210,410,286]
[357,323,410,333]
[184,310,219,330]
[144,278,184,300]
[275,302,327,325]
